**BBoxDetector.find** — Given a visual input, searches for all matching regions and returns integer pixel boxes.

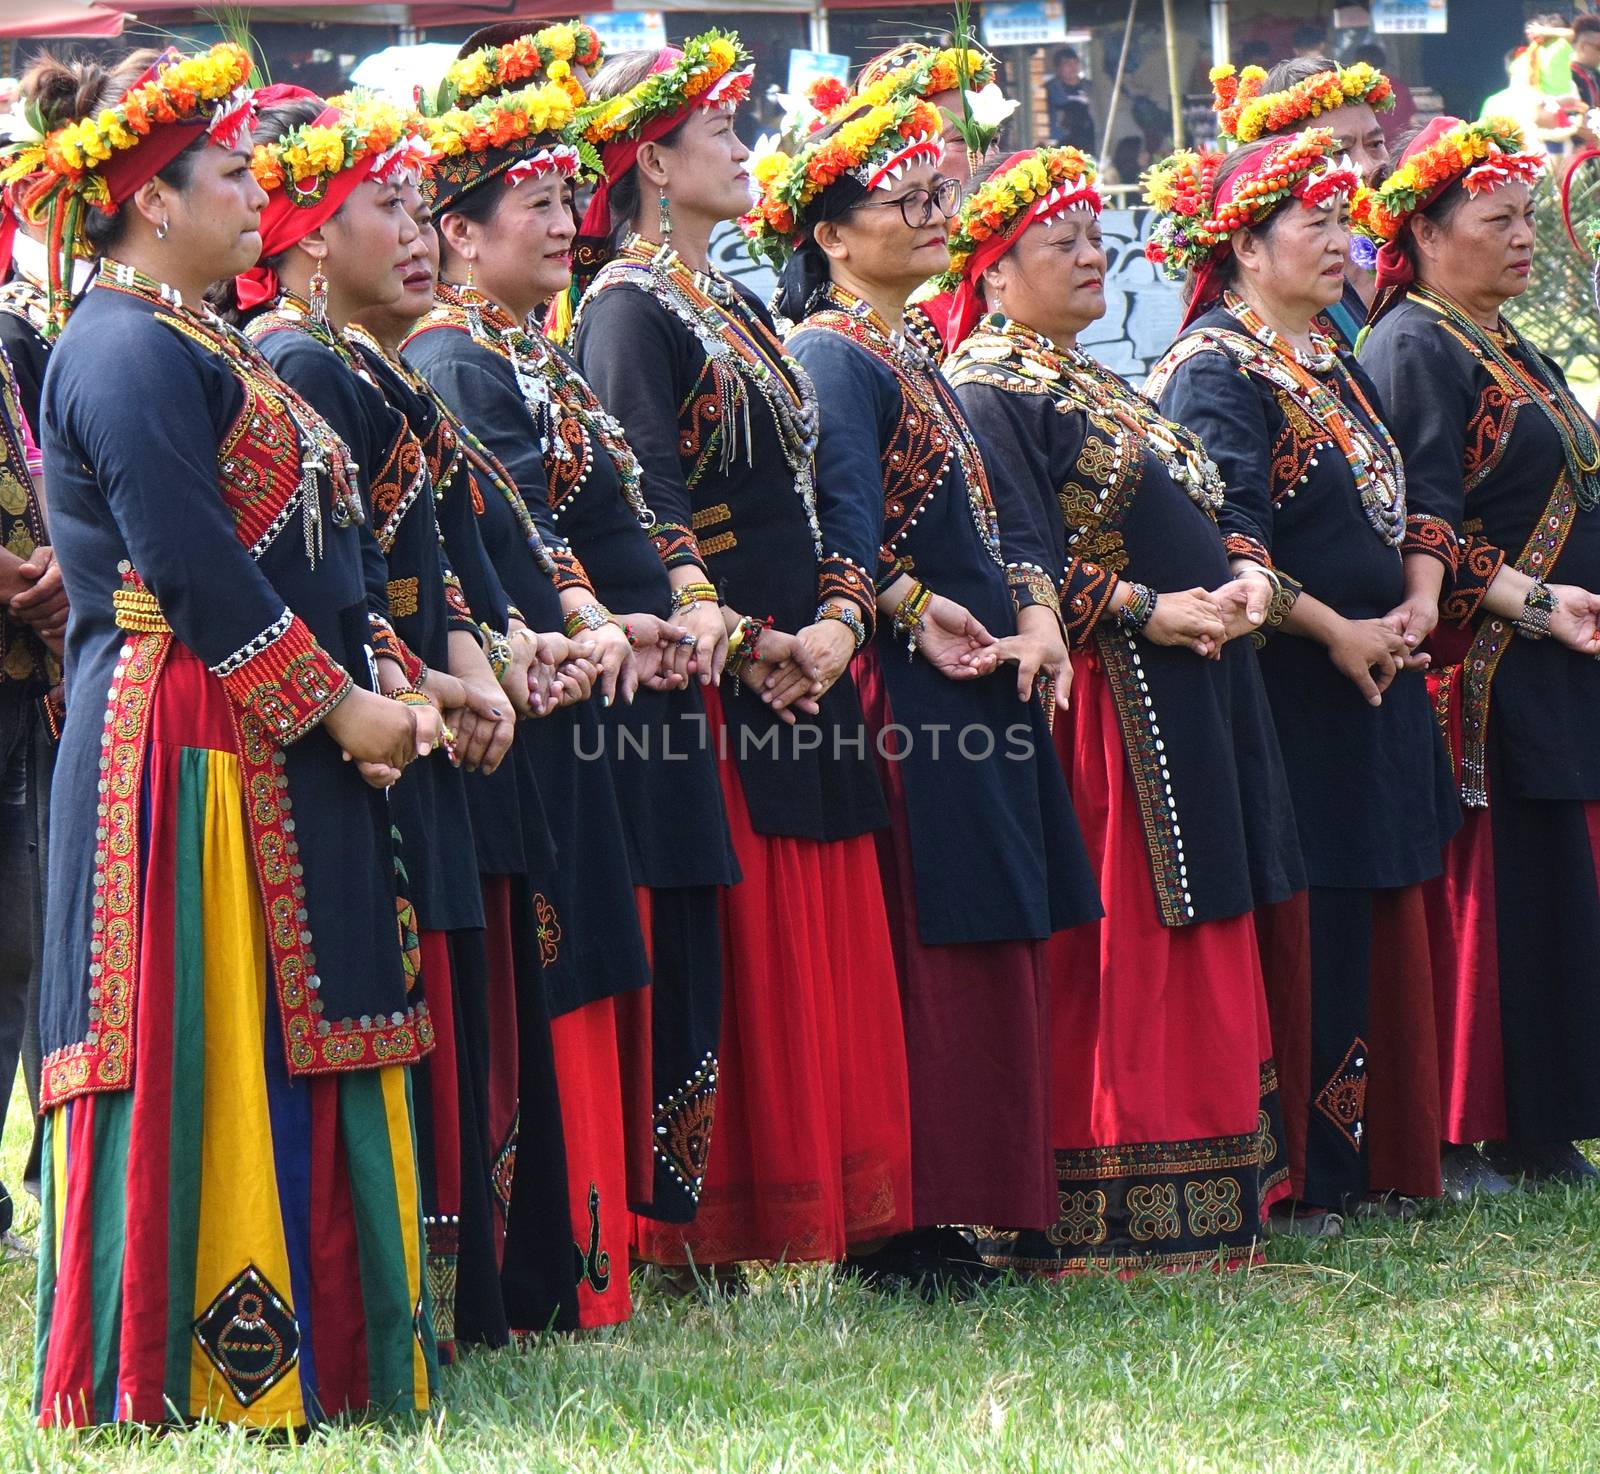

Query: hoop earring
[308,258,330,327]
[155,216,169,242]
[657,189,673,243]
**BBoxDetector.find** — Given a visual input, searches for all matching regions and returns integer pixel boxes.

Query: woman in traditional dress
[939,146,1300,1271]
[1358,116,1600,1191]
[569,35,914,1281]
[1208,56,1396,347]
[1146,129,1461,1230]
[211,86,525,1359]
[743,93,1101,1284]
[408,25,740,1251]
[21,43,435,1425]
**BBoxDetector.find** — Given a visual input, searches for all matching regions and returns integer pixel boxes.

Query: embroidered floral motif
[533,893,562,967]
[1126,1183,1181,1241]
[1047,1188,1109,1247]
[572,1183,611,1294]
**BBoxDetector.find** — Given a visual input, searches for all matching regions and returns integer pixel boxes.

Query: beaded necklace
[437,282,652,534]
[956,314,1225,518]
[1410,284,1600,511]
[812,283,1002,566]
[579,234,822,555]
[410,289,561,578]
[96,260,362,565]
[1221,292,1406,546]
[245,292,430,555]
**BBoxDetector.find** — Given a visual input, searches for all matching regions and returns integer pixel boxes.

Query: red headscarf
[1177,143,1357,333]
[573,47,752,279]
[943,148,1102,350]
[1373,115,1463,296]
[234,85,428,312]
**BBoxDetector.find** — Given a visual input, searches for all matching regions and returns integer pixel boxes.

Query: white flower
[964,84,1020,131]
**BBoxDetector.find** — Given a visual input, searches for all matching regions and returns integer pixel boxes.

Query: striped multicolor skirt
[35,691,437,1428]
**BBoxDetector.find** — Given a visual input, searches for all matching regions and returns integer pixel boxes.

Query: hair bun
[21,47,161,133]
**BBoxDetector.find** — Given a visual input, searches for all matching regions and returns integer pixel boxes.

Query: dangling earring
[308,256,329,327]
[657,188,673,244]
[155,216,169,242]
[462,258,484,334]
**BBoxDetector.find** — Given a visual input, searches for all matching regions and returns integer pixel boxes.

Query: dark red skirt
[1257,881,1441,1203]
[550,998,633,1328]
[632,686,912,1265]
[980,653,1286,1273]
[1423,766,1600,1147]
[855,650,1057,1231]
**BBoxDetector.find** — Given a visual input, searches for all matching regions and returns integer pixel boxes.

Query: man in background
[1046,46,1096,151]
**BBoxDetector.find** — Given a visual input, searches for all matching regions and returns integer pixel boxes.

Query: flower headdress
[420,77,584,214]
[435,22,602,111]
[579,31,752,147]
[820,45,996,122]
[1351,115,1543,245]
[1142,127,1356,331]
[738,95,945,267]
[0,42,257,335]
[572,30,754,285]
[1210,60,1393,147]
[935,145,1100,348]
[236,87,432,312]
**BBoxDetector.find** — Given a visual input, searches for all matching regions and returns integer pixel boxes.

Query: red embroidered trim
[817,554,877,633]
[1441,532,1505,626]
[233,707,434,1078]
[369,426,428,555]
[649,520,704,571]
[40,629,170,1110]
[1402,513,1461,574]
[550,546,595,594]
[369,615,425,685]
[216,614,351,745]
[1062,558,1118,648]
[1221,532,1272,567]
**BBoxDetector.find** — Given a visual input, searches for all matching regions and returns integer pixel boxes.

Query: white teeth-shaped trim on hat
[1036,179,1102,225]
[859,132,945,192]
[504,144,581,186]
[207,86,258,150]
[372,133,435,181]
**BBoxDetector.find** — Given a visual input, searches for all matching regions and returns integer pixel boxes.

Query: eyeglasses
[854,176,963,229]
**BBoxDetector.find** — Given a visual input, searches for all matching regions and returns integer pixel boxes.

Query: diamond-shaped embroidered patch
[192,1263,300,1407]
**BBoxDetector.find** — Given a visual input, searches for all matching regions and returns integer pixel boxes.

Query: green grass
[0,1084,1595,1472]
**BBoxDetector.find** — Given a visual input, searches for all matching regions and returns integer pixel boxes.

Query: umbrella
[0,0,128,38]
[348,41,460,103]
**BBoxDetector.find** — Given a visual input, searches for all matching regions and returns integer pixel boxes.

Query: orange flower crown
[812,45,997,122]
[579,31,751,146]
[436,22,603,111]
[1211,61,1393,146]
[939,145,1099,283]
[1350,115,1543,244]
[250,91,430,203]
[1142,126,1355,277]
[738,95,945,267]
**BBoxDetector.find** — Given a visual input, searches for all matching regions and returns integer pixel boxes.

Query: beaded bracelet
[480,624,513,680]
[670,580,720,614]
[563,601,612,639]
[817,601,867,652]
[1116,582,1158,636]
[389,686,433,709]
[891,582,932,659]
[1515,580,1557,640]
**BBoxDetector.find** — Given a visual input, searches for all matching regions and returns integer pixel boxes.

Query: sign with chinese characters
[1372,0,1447,35]
[584,11,668,55]
[980,0,1069,49]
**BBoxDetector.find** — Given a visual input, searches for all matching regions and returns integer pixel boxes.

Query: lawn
[0,1088,1595,1474]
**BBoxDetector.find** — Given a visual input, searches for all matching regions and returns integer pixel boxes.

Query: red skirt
[632,687,912,1266]
[855,651,1057,1231]
[1257,883,1441,1202]
[980,653,1286,1273]
[550,998,632,1328]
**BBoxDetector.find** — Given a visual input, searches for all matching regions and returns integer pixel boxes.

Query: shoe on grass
[1483,1140,1600,1188]
[1440,1144,1514,1202]
[1265,1205,1343,1238]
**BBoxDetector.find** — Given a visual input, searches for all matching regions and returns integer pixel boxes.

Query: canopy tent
[0,0,128,38]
